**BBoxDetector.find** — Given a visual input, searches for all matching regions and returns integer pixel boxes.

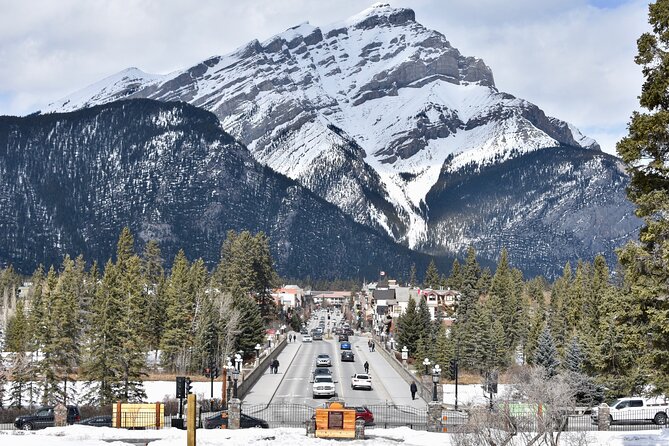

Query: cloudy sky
[0,0,649,155]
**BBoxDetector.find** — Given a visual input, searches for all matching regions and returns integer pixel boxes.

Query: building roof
[372,289,395,301]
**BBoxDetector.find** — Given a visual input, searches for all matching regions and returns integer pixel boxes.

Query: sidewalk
[242,337,302,405]
[351,334,427,410]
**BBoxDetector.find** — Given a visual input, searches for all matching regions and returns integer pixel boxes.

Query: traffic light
[186,377,193,395]
[176,376,186,399]
[449,359,458,380]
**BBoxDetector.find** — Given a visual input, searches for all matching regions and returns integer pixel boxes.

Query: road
[241,310,428,428]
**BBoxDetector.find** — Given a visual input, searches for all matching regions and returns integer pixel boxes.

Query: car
[341,351,355,362]
[349,406,374,425]
[203,411,269,429]
[300,329,308,335]
[312,332,323,341]
[338,334,349,342]
[14,406,81,430]
[313,375,336,398]
[77,415,113,427]
[351,373,373,390]
[340,341,351,350]
[313,368,333,378]
[302,335,313,342]
[316,354,332,367]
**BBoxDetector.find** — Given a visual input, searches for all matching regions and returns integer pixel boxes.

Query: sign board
[314,402,356,439]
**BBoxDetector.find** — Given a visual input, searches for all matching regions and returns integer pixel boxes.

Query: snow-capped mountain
[0,99,438,279]
[41,3,637,275]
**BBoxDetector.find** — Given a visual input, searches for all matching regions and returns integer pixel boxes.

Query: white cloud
[0,0,648,155]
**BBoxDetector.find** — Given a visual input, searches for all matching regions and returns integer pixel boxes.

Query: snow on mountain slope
[42,2,601,251]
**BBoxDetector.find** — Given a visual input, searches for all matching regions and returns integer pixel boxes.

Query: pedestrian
[371,342,375,352]
[368,340,372,352]
[364,361,369,374]
[410,382,417,400]
[269,360,274,374]
[274,359,280,373]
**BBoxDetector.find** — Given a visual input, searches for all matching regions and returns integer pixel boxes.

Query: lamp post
[432,364,441,402]
[234,353,242,372]
[401,345,408,368]
[423,357,431,375]
[232,368,240,399]
[224,359,233,409]
[254,344,261,366]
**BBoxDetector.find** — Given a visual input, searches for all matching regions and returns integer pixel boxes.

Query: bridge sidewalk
[242,336,302,405]
[351,334,427,410]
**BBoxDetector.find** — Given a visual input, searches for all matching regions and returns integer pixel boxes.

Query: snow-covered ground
[0,425,667,446]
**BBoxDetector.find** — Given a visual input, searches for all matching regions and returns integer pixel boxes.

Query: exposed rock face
[40,3,637,277]
[0,100,438,278]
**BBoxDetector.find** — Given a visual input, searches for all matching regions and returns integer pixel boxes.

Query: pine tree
[615,0,669,393]
[5,300,29,352]
[233,293,265,356]
[8,352,30,408]
[423,260,440,289]
[417,295,432,342]
[446,259,463,291]
[142,240,166,365]
[535,325,560,378]
[161,250,193,372]
[396,297,422,357]
[565,336,584,374]
[81,260,123,405]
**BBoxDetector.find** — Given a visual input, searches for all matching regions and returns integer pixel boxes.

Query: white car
[302,335,312,342]
[313,375,336,398]
[316,354,332,367]
[351,373,372,390]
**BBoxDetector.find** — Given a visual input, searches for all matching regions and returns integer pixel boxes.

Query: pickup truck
[312,375,336,398]
[591,397,669,425]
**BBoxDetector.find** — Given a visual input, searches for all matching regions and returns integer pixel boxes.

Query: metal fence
[242,403,315,428]
[364,404,428,430]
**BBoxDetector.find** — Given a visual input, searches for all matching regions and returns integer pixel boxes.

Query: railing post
[427,401,443,432]
[229,398,241,429]
[355,418,366,439]
[597,405,610,431]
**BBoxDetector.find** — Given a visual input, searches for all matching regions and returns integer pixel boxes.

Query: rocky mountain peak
[344,3,416,30]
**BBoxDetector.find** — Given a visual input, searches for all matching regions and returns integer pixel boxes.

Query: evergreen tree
[8,352,30,408]
[615,0,669,393]
[233,293,265,356]
[396,297,422,356]
[565,336,584,374]
[161,250,193,372]
[5,300,29,352]
[417,295,432,342]
[142,240,166,364]
[535,325,560,378]
[81,260,123,405]
[423,260,440,289]
[446,259,463,290]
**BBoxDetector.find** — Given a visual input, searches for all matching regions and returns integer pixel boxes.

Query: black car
[203,411,269,429]
[77,415,113,427]
[341,351,355,362]
[14,406,81,430]
[313,367,333,378]
[338,334,349,342]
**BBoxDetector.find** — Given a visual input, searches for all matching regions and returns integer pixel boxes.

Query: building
[272,285,304,311]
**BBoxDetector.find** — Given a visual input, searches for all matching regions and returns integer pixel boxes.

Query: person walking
[368,340,372,352]
[410,382,417,400]
[371,342,375,352]
[274,358,280,374]
[364,361,369,374]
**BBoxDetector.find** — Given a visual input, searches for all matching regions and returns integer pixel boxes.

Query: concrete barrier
[238,338,287,399]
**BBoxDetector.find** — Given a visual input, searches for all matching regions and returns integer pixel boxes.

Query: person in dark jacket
[364,361,369,374]
[410,382,417,400]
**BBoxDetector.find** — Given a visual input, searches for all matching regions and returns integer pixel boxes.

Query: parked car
[14,406,81,430]
[302,335,313,342]
[316,354,332,367]
[349,406,374,425]
[341,351,355,362]
[77,415,113,427]
[591,397,669,425]
[340,342,351,350]
[313,375,336,398]
[351,373,373,390]
[203,411,269,429]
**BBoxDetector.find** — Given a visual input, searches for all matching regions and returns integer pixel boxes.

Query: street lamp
[254,344,261,365]
[432,364,442,402]
[401,345,408,368]
[423,357,431,375]
[234,353,242,372]
[232,368,240,399]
